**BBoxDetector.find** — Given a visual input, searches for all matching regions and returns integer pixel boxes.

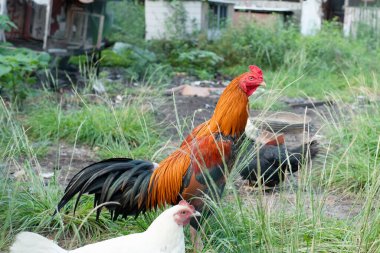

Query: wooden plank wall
[344,6,380,37]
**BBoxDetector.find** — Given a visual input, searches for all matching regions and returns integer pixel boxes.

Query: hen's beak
[260,81,267,87]
[192,211,201,217]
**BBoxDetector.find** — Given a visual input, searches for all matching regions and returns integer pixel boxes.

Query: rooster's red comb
[249,65,263,77]
[178,200,195,212]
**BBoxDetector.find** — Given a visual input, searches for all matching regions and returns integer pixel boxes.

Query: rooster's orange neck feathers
[196,75,249,138]
[210,77,249,137]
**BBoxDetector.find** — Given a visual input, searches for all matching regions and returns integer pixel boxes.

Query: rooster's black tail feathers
[55,158,155,220]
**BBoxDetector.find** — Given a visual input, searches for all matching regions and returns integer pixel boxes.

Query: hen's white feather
[10,232,67,253]
[10,205,189,253]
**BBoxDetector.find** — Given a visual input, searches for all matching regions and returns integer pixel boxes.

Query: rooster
[10,201,200,253]
[56,65,266,249]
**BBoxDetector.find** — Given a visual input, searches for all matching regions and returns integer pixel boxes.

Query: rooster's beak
[192,211,201,217]
[260,81,267,87]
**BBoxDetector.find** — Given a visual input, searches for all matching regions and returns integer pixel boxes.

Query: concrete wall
[233,1,301,30]
[235,1,301,11]
[145,0,205,39]
[227,3,234,21]
[301,0,322,35]
[233,11,282,29]
[347,0,378,7]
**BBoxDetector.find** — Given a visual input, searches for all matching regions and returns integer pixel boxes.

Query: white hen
[10,200,200,253]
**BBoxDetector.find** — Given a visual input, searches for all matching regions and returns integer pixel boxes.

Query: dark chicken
[239,138,318,187]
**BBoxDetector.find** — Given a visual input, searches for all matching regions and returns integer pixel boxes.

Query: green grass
[24,101,162,159]
[315,101,380,192]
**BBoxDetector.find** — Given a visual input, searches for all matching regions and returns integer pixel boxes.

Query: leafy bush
[101,49,133,68]
[208,22,298,71]
[148,39,222,79]
[176,49,223,79]
[0,46,50,106]
[111,42,158,80]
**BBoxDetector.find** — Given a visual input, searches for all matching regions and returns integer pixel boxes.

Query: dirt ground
[156,95,220,137]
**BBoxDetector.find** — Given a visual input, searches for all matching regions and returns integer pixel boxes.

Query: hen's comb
[178,200,195,212]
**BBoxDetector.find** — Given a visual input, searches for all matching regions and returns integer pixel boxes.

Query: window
[209,3,229,30]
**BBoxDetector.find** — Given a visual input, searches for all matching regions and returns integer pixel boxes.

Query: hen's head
[173,200,200,226]
[239,65,266,96]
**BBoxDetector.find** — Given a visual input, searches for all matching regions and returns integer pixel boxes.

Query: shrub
[208,22,299,70]
[0,46,50,107]
[176,49,223,79]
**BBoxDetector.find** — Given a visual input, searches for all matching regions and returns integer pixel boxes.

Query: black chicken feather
[55,158,155,220]
[240,140,319,186]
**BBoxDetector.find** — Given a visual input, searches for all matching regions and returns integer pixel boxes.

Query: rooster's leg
[190,226,204,253]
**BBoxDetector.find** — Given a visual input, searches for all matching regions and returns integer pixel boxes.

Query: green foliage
[148,39,220,79]
[0,15,17,32]
[111,43,159,80]
[290,22,375,75]
[107,1,145,45]
[148,39,193,63]
[146,20,377,83]
[0,101,13,160]
[101,49,133,68]
[0,46,50,106]
[176,49,223,79]
[210,22,298,70]
[71,44,167,81]
[356,21,380,51]
[165,1,190,40]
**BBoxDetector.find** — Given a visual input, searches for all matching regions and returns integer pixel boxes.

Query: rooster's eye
[248,77,254,81]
